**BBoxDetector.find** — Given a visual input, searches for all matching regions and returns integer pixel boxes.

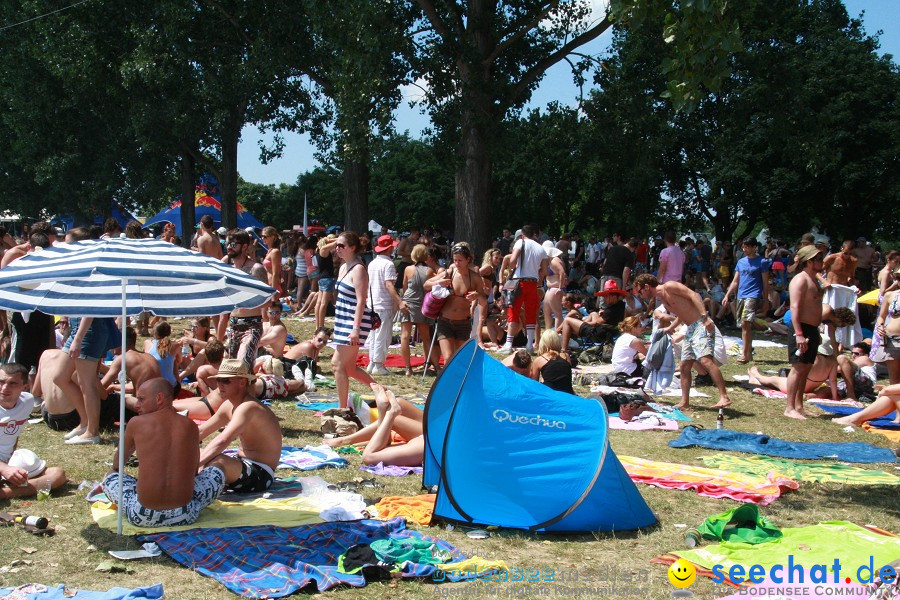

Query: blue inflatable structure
[424,340,657,533]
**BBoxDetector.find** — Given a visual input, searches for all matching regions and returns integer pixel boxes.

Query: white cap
[9,449,46,478]
[244,226,255,234]
[216,226,227,236]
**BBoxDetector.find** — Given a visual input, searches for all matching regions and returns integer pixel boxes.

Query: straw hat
[216,359,256,382]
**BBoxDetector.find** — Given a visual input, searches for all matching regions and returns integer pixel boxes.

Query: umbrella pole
[117,279,127,536]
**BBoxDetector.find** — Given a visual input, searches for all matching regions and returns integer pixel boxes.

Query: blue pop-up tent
[424,340,657,533]
[51,200,140,232]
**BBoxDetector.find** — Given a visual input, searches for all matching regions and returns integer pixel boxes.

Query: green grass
[2,317,898,599]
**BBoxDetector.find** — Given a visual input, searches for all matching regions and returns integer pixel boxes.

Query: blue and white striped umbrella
[0,237,276,535]
[0,238,275,317]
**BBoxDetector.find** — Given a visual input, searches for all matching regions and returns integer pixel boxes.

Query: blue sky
[236,0,899,186]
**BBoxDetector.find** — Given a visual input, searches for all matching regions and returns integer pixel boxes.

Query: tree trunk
[343,158,369,233]
[455,106,492,256]
[179,143,196,248]
[220,112,242,231]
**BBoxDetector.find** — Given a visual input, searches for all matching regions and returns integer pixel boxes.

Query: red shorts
[506,280,539,326]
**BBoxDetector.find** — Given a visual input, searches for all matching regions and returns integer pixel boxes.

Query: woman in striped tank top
[332,231,375,409]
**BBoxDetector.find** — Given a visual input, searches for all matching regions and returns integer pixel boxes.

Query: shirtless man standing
[197,360,282,493]
[100,378,224,527]
[196,215,223,259]
[823,240,858,286]
[852,237,876,291]
[784,245,826,419]
[218,229,269,369]
[633,274,732,410]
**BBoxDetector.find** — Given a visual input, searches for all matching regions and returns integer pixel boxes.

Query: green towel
[673,521,900,577]
[697,504,781,545]
[370,538,450,565]
[699,454,899,485]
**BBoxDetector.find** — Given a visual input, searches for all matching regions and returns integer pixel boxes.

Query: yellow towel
[91,495,323,535]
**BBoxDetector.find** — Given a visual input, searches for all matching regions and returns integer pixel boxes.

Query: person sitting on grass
[531,330,574,394]
[831,383,900,427]
[100,378,224,527]
[830,342,877,401]
[197,360,282,493]
[323,383,424,467]
[501,349,534,377]
[1,363,67,500]
[558,280,628,350]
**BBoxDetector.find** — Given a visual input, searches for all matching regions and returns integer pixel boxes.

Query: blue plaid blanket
[140,518,478,597]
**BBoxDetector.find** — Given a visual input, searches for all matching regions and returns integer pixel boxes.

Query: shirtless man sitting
[100,327,161,403]
[32,349,83,433]
[257,304,288,358]
[502,350,534,377]
[197,360,282,493]
[100,378,224,527]
[823,240,858,286]
[831,342,877,401]
[179,338,225,396]
[633,274,732,410]
[195,214,223,260]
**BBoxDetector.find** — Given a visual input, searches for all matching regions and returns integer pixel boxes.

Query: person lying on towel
[197,360,282,493]
[324,382,424,467]
[101,378,224,527]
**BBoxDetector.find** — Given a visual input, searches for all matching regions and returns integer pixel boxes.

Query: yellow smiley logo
[668,558,697,589]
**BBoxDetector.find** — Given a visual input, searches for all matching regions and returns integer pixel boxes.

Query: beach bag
[321,408,364,437]
[422,285,450,319]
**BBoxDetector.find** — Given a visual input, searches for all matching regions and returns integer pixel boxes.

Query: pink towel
[753,387,788,399]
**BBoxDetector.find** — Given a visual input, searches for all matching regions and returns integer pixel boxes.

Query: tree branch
[437,0,466,39]
[486,2,559,65]
[203,0,254,46]
[416,0,457,45]
[186,146,222,182]
[690,172,715,222]
[502,16,611,111]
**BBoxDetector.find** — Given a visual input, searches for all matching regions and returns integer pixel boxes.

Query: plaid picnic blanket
[140,518,482,597]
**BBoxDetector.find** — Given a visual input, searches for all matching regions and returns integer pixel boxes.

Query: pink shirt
[659,246,685,284]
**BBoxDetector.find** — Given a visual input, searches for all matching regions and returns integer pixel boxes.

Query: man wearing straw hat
[197,360,281,493]
[100,377,223,526]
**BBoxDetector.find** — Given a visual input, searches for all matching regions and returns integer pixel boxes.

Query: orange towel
[863,422,900,442]
[372,494,436,526]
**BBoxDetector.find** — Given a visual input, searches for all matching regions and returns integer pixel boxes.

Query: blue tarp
[424,340,657,532]
[669,426,897,463]
[0,584,163,599]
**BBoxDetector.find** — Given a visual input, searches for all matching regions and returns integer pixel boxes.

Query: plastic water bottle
[716,408,725,430]
[182,344,190,358]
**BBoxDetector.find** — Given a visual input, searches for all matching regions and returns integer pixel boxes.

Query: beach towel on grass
[863,422,900,443]
[360,462,423,476]
[278,445,348,470]
[609,414,679,431]
[139,518,481,597]
[372,494,436,526]
[665,521,900,582]
[648,402,691,422]
[812,403,900,429]
[619,456,798,505]
[0,585,163,599]
[91,492,323,535]
[699,454,899,485]
[753,387,788,399]
[669,426,897,463]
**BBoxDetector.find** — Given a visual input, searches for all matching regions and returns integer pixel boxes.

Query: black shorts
[787,322,821,365]
[227,458,275,493]
[42,406,81,432]
[578,322,614,344]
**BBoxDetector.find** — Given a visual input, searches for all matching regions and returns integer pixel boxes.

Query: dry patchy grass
[1,317,897,598]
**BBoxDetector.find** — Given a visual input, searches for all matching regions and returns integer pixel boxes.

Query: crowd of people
[1,216,898,525]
